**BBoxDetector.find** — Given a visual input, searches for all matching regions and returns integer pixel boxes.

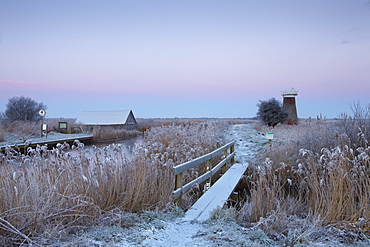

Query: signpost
[42,123,48,138]
[38,109,46,138]
[59,122,68,133]
[266,132,274,146]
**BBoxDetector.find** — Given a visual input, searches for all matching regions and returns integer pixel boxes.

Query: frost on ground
[67,216,214,247]
[225,123,267,164]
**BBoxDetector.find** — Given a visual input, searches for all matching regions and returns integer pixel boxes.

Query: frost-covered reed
[242,115,370,229]
[0,120,227,244]
[1,120,40,137]
[92,126,142,142]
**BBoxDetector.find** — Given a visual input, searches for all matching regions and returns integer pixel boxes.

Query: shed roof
[76,110,133,125]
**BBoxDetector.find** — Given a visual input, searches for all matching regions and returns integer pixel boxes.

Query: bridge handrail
[173,140,235,205]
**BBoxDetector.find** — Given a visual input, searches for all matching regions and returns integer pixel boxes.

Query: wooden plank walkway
[182,162,248,223]
[0,134,93,152]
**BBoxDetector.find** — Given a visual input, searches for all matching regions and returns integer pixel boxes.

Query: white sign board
[266,132,274,140]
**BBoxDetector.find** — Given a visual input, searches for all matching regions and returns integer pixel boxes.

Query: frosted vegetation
[0,121,41,143]
[0,120,227,245]
[0,102,370,246]
[241,103,370,245]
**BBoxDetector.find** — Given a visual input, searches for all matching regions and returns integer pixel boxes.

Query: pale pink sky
[1,1,369,118]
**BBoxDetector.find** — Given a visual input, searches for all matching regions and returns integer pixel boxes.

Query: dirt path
[225,123,267,164]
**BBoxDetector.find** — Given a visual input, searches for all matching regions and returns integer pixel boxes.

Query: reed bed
[136,118,220,132]
[92,126,142,142]
[0,120,227,245]
[1,120,40,138]
[241,112,370,242]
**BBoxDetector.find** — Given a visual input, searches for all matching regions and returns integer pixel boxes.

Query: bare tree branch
[4,96,47,122]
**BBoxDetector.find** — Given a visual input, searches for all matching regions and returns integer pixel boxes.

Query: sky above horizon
[1,0,370,119]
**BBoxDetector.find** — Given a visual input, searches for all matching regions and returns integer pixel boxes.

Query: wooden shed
[76,110,137,131]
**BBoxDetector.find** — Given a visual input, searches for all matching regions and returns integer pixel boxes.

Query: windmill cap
[282,87,298,96]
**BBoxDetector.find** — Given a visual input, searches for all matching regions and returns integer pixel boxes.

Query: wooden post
[222,149,228,174]
[204,160,212,192]
[230,144,235,164]
[207,160,212,183]
[175,173,183,207]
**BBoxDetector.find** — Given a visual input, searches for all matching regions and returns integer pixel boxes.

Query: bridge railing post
[230,144,235,164]
[172,140,235,207]
[204,160,212,192]
[222,149,228,174]
[175,172,183,207]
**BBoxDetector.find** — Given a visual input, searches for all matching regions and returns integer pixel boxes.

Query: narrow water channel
[86,135,143,159]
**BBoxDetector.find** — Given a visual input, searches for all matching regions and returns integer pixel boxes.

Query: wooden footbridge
[173,141,248,222]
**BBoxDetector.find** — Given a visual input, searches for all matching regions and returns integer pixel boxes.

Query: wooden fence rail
[173,141,235,206]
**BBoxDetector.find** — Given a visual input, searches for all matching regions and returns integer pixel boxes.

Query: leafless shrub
[336,102,370,149]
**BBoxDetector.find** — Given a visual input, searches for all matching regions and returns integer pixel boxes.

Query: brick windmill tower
[282,87,298,125]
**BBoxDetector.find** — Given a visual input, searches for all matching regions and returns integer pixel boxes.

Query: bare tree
[4,96,47,122]
[337,101,370,148]
[257,98,288,127]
